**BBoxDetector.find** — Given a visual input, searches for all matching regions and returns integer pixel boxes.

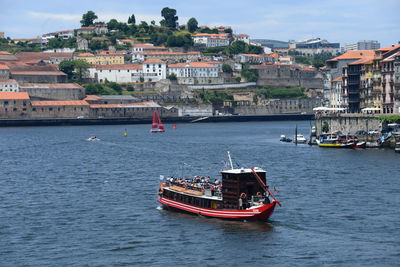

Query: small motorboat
[352,141,366,149]
[280,135,286,141]
[395,142,400,153]
[87,136,100,141]
[294,134,307,144]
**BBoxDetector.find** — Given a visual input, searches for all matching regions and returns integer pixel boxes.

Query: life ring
[256,192,262,197]
[240,193,247,199]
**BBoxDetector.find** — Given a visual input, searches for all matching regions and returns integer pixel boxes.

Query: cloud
[28,11,81,21]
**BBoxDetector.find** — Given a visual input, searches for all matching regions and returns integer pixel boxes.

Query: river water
[1,121,399,266]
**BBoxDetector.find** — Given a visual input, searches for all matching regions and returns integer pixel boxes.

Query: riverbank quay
[315,113,400,148]
[0,114,313,127]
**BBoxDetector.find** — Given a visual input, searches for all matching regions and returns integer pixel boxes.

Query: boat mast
[227,151,234,170]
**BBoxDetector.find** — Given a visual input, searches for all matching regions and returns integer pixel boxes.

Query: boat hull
[318,142,353,148]
[158,197,276,221]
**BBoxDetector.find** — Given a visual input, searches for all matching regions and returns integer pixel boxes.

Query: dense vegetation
[241,64,258,82]
[199,91,233,106]
[257,86,307,99]
[288,51,336,68]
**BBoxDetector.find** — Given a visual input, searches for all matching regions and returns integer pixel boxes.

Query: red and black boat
[158,153,281,221]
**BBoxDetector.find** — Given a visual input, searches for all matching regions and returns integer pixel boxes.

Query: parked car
[381,127,394,134]
[368,129,379,134]
[355,130,367,135]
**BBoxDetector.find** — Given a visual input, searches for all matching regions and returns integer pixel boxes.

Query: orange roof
[327,50,375,61]
[98,51,121,56]
[168,62,217,68]
[331,76,342,82]
[132,43,154,47]
[267,53,279,58]
[0,79,17,83]
[94,64,142,70]
[143,58,165,64]
[0,64,10,70]
[79,27,95,30]
[10,70,66,76]
[90,101,160,108]
[0,51,12,55]
[349,56,375,65]
[376,44,400,52]
[83,95,102,101]
[0,92,30,100]
[31,100,89,106]
[236,34,249,37]
[140,51,200,56]
[19,83,84,89]
[77,53,95,57]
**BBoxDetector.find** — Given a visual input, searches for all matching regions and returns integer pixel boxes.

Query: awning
[362,107,381,112]
[313,106,329,111]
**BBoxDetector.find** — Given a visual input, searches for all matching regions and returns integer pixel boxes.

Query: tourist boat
[150,110,165,133]
[294,134,307,144]
[317,134,353,148]
[158,153,281,221]
[352,141,366,149]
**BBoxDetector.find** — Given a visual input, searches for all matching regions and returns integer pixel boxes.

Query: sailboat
[150,110,165,133]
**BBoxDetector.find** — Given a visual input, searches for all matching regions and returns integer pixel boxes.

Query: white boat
[280,135,286,141]
[87,136,100,141]
[294,134,307,144]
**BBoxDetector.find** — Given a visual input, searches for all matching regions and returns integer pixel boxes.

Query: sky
[0,0,399,47]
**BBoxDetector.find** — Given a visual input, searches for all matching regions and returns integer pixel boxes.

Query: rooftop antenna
[227,151,234,170]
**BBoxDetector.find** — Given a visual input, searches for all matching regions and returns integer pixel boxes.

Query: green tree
[229,41,247,55]
[74,59,91,82]
[222,63,233,73]
[81,11,98,27]
[128,14,136,25]
[167,73,177,81]
[59,60,75,80]
[107,19,119,31]
[241,64,258,82]
[187,17,198,33]
[161,7,178,29]
[322,121,330,133]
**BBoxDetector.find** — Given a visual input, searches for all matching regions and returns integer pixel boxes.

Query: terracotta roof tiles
[31,100,89,106]
[0,92,30,100]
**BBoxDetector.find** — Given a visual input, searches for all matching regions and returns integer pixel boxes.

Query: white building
[132,51,201,63]
[89,65,143,83]
[329,76,344,109]
[234,34,250,44]
[343,40,380,52]
[142,59,167,81]
[0,79,19,92]
[42,30,73,44]
[192,33,230,47]
[89,59,167,83]
[168,62,219,78]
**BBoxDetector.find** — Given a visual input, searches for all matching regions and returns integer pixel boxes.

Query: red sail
[151,110,159,132]
[157,111,165,132]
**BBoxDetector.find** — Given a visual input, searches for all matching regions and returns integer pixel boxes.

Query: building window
[49,108,53,111]
[13,108,17,111]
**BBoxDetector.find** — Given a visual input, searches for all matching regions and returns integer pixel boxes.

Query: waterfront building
[19,83,85,100]
[330,76,343,109]
[0,79,19,92]
[394,53,400,113]
[343,40,380,52]
[30,100,90,118]
[251,64,324,89]
[192,33,230,48]
[0,92,30,119]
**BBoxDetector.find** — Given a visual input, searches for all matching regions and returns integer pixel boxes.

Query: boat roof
[221,167,266,174]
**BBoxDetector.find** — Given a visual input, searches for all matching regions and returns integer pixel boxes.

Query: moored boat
[294,134,307,144]
[158,153,281,221]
